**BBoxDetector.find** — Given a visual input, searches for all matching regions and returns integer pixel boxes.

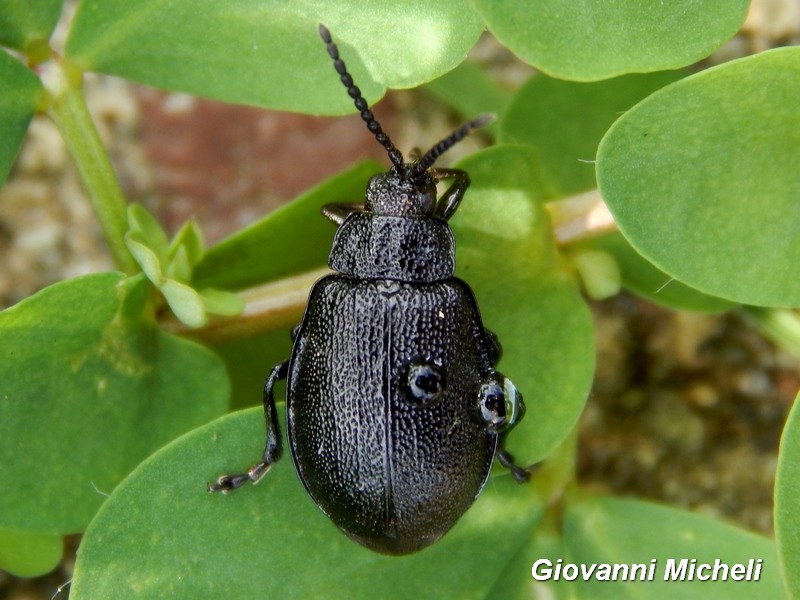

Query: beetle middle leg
[208,359,289,493]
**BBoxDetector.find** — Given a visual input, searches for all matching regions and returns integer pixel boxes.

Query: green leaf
[577,232,736,313]
[563,496,786,598]
[125,229,164,283]
[0,0,63,59]
[64,1,483,114]
[0,526,62,577]
[776,392,800,599]
[471,0,748,80]
[168,219,205,269]
[597,48,800,308]
[453,145,594,464]
[165,243,192,282]
[0,273,229,533]
[499,71,683,198]
[160,278,207,327]
[127,203,169,265]
[211,327,295,410]
[193,160,383,290]
[71,406,546,599]
[0,50,41,187]
[423,60,513,138]
[199,288,245,317]
[570,248,621,300]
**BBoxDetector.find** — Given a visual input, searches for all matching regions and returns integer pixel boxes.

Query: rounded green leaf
[0,0,63,58]
[0,273,229,533]
[776,392,800,599]
[598,48,800,308]
[65,0,483,114]
[0,526,62,577]
[471,0,748,80]
[193,160,383,290]
[0,50,42,187]
[564,496,786,598]
[500,71,683,198]
[453,145,595,464]
[72,407,546,599]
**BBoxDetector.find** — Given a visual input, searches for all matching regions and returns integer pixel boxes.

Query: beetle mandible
[208,24,529,555]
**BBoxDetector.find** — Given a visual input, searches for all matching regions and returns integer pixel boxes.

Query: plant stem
[546,189,617,246]
[742,306,800,360]
[45,62,136,274]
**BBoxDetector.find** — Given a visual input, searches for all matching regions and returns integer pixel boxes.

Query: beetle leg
[321,202,365,224]
[208,360,289,493]
[484,329,502,365]
[431,168,470,221]
[290,323,301,342]
[497,439,531,484]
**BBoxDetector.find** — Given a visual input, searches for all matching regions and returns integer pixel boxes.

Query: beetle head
[364,169,436,217]
[319,24,490,217]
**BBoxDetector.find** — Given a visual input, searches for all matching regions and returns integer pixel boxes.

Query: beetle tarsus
[207,360,289,494]
[497,448,530,483]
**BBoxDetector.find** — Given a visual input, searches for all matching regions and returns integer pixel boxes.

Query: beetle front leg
[208,359,289,493]
[431,168,470,221]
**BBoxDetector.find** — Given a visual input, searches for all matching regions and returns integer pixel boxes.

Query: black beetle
[209,24,528,555]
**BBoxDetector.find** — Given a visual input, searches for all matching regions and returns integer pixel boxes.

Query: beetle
[208,24,528,555]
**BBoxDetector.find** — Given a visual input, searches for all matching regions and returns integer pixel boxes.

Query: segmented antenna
[410,114,494,179]
[318,24,405,170]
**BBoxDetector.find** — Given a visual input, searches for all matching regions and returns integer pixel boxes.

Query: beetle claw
[207,461,273,494]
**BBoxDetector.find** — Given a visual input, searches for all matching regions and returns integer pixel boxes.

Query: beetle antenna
[319,24,405,170]
[411,114,494,179]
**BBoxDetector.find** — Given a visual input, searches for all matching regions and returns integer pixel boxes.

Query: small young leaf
[160,278,207,328]
[0,273,229,533]
[0,526,62,578]
[0,50,42,187]
[193,160,383,290]
[127,204,169,265]
[471,0,748,80]
[125,229,164,284]
[570,248,621,300]
[500,71,683,198]
[0,0,63,59]
[576,232,736,313]
[168,219,205,269]
[597,48,800,307]
[71,406,546,599]
[564,496,786,598]
[775,392,800,599]
[64,1,483,114]
[166,244,192,282]
[453,145,595,464]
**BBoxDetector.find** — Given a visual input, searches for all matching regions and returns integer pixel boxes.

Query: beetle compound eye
[404,360,446,405]
[478,372,524,433]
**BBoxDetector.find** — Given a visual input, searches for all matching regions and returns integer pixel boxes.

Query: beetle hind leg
[497,438,531,484]
[208,359,289,493]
